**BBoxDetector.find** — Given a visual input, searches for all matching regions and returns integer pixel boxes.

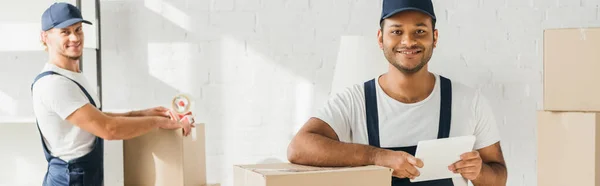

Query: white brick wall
[2,0,600,186]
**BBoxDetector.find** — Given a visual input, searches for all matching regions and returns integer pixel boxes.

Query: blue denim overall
[32,71,103,186]
[364,76,454,186]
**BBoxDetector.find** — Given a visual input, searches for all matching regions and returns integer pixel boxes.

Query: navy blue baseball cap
[41,2,92,31]
[380,0,436,23]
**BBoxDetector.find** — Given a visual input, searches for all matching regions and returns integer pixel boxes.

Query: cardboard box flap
[236,163,391,176]
[234,163,393,186]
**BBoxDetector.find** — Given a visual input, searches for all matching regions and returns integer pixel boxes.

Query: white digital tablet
[410,135,476,183]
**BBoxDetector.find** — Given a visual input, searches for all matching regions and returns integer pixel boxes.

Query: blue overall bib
[32,71,104,186]
[364,76,454,186]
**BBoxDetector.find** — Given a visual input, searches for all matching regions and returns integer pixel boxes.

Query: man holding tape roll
[287,0,507,185]
[31,2,195,186]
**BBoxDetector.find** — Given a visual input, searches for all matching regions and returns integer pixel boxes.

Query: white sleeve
[313,89,354,143]
[38,77,91,120]
[471,92,501,150]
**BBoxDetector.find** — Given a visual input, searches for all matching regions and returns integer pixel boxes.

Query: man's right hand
[157,117,194,136]
[374,149,424,180]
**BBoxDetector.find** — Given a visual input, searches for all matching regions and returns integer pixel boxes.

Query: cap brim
[381,7,436,22]
[54,18,92,29]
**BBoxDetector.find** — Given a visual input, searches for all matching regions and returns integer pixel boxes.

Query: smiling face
[378,10,438,75]
[41,22,84,61]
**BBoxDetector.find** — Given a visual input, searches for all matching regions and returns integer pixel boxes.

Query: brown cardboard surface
[124,123,206,186]
[537,111,600,186]
[233,163,393,186]
[543,27,600,111]
[184,123,207,185]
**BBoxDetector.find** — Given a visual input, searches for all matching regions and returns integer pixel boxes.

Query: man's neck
[379,65,435,104]
[49,53,80,73]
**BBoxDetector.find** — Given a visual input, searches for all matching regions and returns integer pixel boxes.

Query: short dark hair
[380,19,436,31]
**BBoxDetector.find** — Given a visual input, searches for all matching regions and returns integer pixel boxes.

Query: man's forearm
[288,132,381,167]
[472,162,507,186]
[104,109,147,117]
[104,111,133,117]
[105,116,163,140]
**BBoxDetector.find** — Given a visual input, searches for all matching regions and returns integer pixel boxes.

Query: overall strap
[32,71,97,107]
[364,76,454,147]
[364,78,380,147]
[364,76,455,186]
[437,76,452,139]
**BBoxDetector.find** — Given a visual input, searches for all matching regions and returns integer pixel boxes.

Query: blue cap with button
[41,2,92,31]
[380,0,436,23]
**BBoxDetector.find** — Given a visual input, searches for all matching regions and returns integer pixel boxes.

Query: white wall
[2,0,600,186]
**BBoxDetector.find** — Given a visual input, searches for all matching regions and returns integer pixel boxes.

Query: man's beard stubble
[61,52,82,61]
[384,45,430,75]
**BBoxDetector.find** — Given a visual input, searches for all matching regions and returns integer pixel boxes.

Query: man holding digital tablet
[287,0,507,185]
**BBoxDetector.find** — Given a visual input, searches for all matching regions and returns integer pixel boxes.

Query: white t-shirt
[314,74,500,185]
[31,63,101,162]
[315,73,501,152]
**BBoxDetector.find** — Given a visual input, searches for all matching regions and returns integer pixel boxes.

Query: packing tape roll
[171,94,192,114]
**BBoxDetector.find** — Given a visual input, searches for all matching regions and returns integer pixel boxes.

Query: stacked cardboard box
[538,28,600,186]
[233,163,393,186]
[123,123,208,186]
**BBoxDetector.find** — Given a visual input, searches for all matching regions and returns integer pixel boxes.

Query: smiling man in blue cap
[288,0,507,185]
[32,2,194,186]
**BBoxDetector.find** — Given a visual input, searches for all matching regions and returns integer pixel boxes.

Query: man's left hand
[448,151,483,181]
[133,106,170,118]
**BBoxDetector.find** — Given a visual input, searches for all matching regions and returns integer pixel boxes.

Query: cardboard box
[233,163,393,186]
[124,123,206,186]
[537,111,600,186]
[543,28,600,111]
